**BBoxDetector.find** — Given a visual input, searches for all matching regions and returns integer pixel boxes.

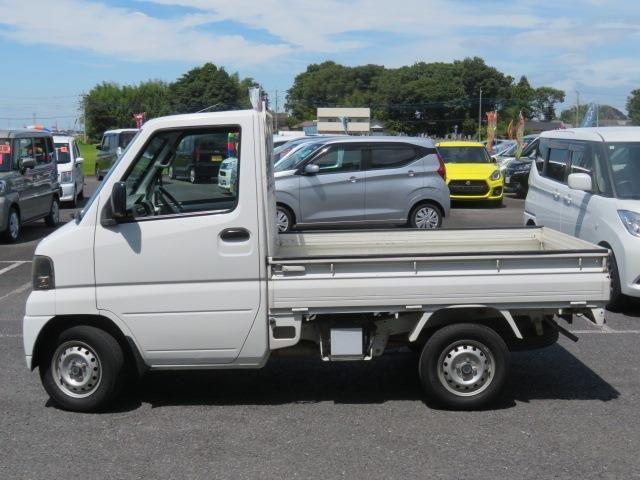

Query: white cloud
[0,0,291,65]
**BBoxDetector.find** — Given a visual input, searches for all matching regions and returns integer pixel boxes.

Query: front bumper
[60,183,75,201]
[448,178,504,201]
[504,170,529,192]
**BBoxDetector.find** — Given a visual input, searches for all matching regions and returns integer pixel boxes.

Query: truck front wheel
[418,323,509,410]
[39,325,126,412]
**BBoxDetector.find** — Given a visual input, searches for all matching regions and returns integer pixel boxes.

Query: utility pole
[275,89,278,133]
[575,90,580,127]
[477,88,482,142]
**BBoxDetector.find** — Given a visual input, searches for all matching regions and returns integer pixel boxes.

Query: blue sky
[0,0,638,129]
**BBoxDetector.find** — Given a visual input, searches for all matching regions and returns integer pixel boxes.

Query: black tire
[276,205,293,233]
[39,325,126,412]
[44,197,60,227]
[419,323,509,410]
[515,183,528,199]
[78,186,85,200]
[409,202,443,229]
[607,251,627,311]
[70,188,78,208]
[189,167,197,184]
[2,207,20,243]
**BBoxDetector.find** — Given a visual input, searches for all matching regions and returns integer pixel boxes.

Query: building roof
[541,126,640,143]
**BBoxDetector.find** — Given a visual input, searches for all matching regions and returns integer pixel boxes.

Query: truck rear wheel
[419,323,509,410]
[39,325,125,412]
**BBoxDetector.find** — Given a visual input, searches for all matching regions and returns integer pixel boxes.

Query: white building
[317,108,370,135]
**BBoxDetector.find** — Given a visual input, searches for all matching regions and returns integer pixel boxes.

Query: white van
[53,135,85,206]
[524,127,640,308]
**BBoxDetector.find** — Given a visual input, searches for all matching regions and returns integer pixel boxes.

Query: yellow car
[436,141,504,206]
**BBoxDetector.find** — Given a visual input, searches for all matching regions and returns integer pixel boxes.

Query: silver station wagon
[274,137,450,232]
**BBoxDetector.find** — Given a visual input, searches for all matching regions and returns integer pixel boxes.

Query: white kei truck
[24,110,610,412]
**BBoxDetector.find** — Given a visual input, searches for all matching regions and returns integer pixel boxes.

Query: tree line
[83,57,636,140]
[83,63,258,141]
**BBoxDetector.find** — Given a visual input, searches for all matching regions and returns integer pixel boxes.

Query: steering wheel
[156,186,183,214]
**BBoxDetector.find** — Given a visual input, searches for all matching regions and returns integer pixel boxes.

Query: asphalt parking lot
[1,179,639,479]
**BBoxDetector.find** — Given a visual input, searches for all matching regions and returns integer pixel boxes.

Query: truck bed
[268,227,610,315]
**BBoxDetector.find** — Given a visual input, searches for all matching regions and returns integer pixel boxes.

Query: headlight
[32,256,55,290]
[490,170,501,181]
[0,180,5,194]
[618,210,640,237]
[59,171,73,184]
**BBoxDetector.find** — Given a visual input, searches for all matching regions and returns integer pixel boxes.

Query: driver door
[94,125,262,366]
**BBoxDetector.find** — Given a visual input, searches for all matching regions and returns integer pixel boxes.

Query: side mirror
[110,181,128,220]
[567,173,592,192]
[304,164,320,175]
[116,146,123,156]
[76,157,84,164]
[20,157,36,170]
[95,144,102,151]
[490,155,498,163]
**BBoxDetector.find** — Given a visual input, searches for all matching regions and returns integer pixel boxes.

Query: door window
[369,145,417,169]
[33,137,52,165]
[543,148,568,183]
[312,146,362,173]
[17,138,34,169]
[121,127,241,219]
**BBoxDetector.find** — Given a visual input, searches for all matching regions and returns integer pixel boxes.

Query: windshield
[438,146,490,164]
[274,142,327,172]
[55,142,71,164]
[499,137,537,158]
[119,131,137,149]
[0,138,10,172]
[606,142,640,199]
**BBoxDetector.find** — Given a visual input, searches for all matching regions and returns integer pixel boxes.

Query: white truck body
[23,110,610,411]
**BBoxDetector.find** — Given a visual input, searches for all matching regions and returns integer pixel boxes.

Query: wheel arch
[276,202,297,224]
[31,314,148,377]
[409,305,523,345]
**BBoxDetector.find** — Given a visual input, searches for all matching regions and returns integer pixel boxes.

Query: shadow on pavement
[105,344,619,413]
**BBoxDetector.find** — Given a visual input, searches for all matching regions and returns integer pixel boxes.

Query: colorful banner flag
[485,111,497,153]
[133,113,145,128]
[515,111,525,159]
[507,120,514,140]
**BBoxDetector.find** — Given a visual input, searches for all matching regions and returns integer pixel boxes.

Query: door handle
[408,170,415,177]
[553,191,560,201]
[564,195,572,205]
[347,176,357,183]
[220,228,250,242]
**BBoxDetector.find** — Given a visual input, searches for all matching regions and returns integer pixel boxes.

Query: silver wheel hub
[9,211,19,238]
[415,207,439,229]
[52,341,102,398]
[438,340,494,397]
[276,210,289,232]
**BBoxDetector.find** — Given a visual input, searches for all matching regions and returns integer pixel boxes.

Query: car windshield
[55,142,71,164]
[119,131,137,149]
[606,142,640,199]
[0,138,10,172]
[274,142,327,172]
[438,146,490,164]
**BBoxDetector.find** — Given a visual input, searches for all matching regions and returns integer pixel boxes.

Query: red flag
[133,112,145,128]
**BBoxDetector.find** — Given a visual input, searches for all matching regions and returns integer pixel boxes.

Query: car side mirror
[95,144,102,151]
[567,173,592,192]
[110,181,128,220]
[116,146,123,156]
[304,164,320,175]
[20,157,36,171]
[76,157,84,164]
[490,155,498,163]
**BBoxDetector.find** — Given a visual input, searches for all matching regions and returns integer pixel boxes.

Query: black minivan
[168,133,228,183]
[0,129,60,242]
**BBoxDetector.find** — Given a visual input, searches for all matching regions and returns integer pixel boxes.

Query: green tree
[627,89,640,125]
[531,87,566,121]
[169,63,248,113]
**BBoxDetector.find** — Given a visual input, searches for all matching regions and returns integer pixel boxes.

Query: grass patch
[77,140,97,177]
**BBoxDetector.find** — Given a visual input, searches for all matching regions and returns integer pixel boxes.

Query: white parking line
[0,334,22,338]
[0,261,30,276]
[0,282,31,303]
[571,329,640,334]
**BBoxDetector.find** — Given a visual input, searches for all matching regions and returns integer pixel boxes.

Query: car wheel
[410,203,442,229]
[78,185,85,200]
[2,207,20,243]
[39,325,126,412]
[276,206,293,233]
[607,251,627,311]
[419,323,509,410]
[70,187,78,208]
[189,168,197,184]
[45,197,60,227]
